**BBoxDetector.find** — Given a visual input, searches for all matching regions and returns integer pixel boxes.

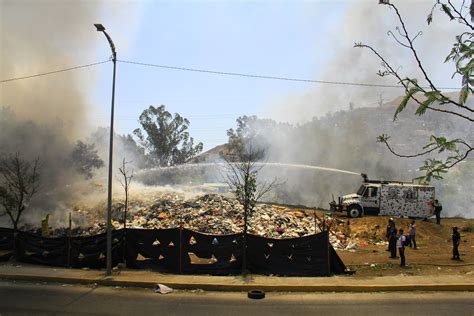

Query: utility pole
[94,23,117,276]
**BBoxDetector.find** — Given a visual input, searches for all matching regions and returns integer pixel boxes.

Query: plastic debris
[154,283,173,294]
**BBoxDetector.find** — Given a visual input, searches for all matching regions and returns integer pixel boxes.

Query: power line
[0,60,110,84]
[118,59,460,90]
[0,58,460,91]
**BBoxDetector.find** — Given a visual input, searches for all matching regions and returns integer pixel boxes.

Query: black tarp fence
[0,228,14,261]
[0,227,346,276]
[247,231,331,276]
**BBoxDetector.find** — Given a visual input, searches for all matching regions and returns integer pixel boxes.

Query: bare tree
[118,158,133,229]
[224,144,277,274]
[0,153,40,256]
[356,0,473,182]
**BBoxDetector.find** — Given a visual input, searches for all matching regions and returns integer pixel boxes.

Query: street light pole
[94,23,116,276]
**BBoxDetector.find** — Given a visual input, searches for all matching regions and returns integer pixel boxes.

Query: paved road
[0,281,473,316]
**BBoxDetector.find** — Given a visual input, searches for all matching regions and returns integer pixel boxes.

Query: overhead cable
[0,60,110,84]
[0,58,460,91]
[118,59,459,90]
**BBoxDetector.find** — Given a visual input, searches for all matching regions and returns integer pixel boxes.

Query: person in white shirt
[397,229,407,267]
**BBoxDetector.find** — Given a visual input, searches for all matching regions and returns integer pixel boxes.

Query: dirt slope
[331,213,474,277]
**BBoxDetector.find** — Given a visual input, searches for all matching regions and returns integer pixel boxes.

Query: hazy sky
[90,0,348,150]
[2,0,466,150]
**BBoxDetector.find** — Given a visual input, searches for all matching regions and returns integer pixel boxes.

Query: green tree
[71,141,104,179]
[226,115,272,161]
[133,105,203,167]
[356,0,473,182]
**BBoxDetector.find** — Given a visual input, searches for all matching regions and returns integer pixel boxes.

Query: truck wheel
[347,206,361,218]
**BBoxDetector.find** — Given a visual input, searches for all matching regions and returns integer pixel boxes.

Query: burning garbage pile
[23,193,359,250]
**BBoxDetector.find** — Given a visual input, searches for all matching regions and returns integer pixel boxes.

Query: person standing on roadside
[397,229,407,267]
[388,219,398,259]
[385,218,393,251]
[408,220,417,249]
[451,227,461,260]
[434,199,442,225]
[385,218,392,251]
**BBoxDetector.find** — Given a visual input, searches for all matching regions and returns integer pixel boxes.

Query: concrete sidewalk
[1,263,473,292]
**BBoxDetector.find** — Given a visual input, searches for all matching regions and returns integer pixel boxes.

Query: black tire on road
[248,290,265,299]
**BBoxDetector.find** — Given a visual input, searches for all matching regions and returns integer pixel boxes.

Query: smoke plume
[0,0,142,227]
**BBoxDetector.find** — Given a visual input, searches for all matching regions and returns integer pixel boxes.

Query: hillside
[189,93,473,217]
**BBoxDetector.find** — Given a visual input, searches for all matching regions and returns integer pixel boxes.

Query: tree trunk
[13,221,19,260]
[242,203,248,275]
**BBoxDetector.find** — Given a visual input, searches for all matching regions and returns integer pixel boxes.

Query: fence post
[67,212,71,268]
[179,224,183,274]
[326,230,331,276]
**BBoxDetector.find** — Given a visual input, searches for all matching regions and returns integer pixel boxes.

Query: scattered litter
[190,288,204,293]
[154,283,173,294]
[117,263,126,269]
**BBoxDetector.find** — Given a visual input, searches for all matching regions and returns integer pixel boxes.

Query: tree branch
[378,136,442,158]
[386,3,472,112]
[356,43,474,122]
[448,0,474,30]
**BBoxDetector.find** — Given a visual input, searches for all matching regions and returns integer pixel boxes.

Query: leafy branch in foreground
[358,0,474,182]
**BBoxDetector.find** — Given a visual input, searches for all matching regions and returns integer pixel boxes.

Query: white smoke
[0,0,144,227]
[265,0,466,122]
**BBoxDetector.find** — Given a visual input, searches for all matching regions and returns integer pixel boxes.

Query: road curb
[1,273,474,292]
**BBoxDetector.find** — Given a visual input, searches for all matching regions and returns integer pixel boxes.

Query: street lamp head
[94,24,105,32]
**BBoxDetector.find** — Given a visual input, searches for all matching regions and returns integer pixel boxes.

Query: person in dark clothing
[385,218,392,251]
[451,227,461,260]
[397,229,407,267]
[388,220,398,258]
[434,199,442,225]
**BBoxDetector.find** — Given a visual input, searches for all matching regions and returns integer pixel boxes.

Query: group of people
[385,214,462,267]
[385,218,416,267]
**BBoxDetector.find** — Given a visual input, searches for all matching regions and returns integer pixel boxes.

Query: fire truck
[330,174,435,218]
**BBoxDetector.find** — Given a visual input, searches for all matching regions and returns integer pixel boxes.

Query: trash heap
[25,193,360,250]
[113,193,320,238]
